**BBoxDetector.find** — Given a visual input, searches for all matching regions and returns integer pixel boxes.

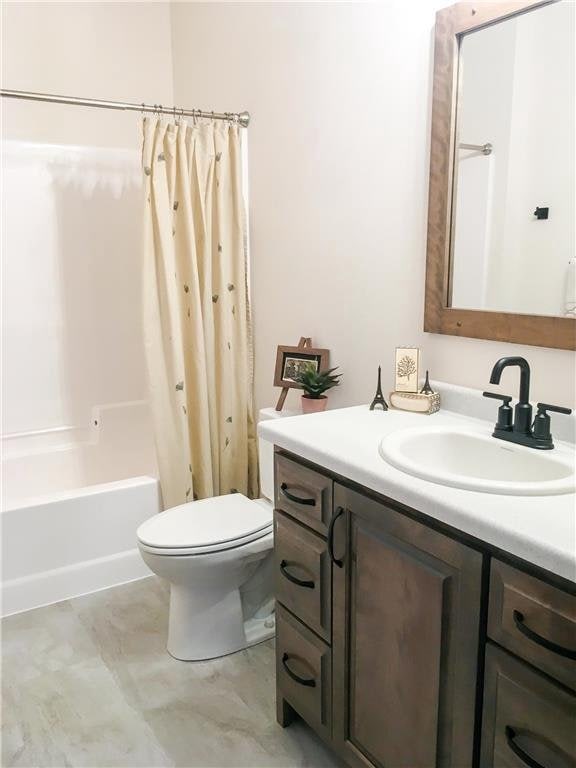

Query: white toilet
[137,410,277,661]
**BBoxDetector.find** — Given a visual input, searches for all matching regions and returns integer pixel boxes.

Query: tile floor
[2,578,342,768]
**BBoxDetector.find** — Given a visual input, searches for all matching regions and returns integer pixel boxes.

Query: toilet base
[167,584,275,661]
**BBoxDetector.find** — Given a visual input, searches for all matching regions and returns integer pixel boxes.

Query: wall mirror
[424,0,575,350]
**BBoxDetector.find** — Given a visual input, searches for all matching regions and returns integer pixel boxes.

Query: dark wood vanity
[273,450,576,768]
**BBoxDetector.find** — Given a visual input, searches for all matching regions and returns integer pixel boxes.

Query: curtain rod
[0,89,250,127]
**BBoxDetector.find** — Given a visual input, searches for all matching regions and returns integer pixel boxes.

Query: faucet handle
[533,403,572,448]
[483,391,513,431]
[536,403,572,416]
[483,391,512,405]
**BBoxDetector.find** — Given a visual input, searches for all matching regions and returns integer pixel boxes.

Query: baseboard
[2,548,152,617]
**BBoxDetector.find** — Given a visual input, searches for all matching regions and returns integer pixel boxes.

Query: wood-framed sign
[274,338,329,411]
[395,347,420,393]
[423,0,576,351]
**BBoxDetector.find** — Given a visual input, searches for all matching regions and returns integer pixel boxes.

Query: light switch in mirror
[450,1,574,319]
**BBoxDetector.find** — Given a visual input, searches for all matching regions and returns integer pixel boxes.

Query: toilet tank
[258,407,299,501]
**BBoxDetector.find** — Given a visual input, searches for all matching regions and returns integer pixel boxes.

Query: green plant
[296,365,342,399]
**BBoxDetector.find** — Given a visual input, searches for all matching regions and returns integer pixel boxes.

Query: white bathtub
[1,402,160,617]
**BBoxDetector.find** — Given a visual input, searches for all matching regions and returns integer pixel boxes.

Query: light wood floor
[2,577,342,768]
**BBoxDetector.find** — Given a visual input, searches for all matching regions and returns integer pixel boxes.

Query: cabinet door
[332,484,483,768]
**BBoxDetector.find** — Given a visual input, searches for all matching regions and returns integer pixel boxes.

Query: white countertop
[259,401,576,583]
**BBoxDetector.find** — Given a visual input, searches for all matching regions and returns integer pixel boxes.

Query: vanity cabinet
[273,450,576,768]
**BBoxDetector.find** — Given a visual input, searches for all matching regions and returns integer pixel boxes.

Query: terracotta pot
[301,395,328,414]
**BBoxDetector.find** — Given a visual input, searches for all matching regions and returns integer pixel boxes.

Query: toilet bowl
[137,410,278,661]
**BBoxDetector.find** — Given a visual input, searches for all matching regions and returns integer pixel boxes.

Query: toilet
[137,409,277,661]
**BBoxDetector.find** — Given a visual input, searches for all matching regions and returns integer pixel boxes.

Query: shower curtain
[142,118,258,509]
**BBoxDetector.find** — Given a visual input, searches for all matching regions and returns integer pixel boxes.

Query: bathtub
[1,401,160,617]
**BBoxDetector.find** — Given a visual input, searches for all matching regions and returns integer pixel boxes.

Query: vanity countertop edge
[259,404,576,583]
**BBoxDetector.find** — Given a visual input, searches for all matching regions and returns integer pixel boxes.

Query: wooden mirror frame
[424,0,576,351]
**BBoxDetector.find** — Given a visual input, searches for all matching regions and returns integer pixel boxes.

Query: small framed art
[274,345,329,389]
[395,347,420,393]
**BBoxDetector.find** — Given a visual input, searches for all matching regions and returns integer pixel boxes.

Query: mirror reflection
[450,1,575,318]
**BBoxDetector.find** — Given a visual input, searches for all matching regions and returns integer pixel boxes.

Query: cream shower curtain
[142,118,258,509]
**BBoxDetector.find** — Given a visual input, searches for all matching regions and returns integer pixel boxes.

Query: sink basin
[379,426,575,496]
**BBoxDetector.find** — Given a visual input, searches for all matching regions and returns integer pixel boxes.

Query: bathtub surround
[1,141,146,440]
[1,578,341,768]
[1,139,159,616]
[142,118,257,508]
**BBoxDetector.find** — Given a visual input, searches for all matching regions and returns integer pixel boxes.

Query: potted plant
[296,365,342,414]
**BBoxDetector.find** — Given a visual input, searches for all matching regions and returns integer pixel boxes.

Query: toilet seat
[137,493,273,556]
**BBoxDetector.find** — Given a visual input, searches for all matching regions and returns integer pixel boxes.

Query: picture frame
[395,347,420,393]
[274,345,329,389]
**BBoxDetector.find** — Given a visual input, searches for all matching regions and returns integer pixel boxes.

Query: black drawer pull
[505,726,545,768]
[280,483,316,506]
[280,560,315,589]
[513,610,576,660]
[281,653,316,687]
[328,506,345,568]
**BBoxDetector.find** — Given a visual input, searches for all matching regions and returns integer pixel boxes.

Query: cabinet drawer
[481,643,576,768]
[276,605,331,739]
[274,454,333,536]
[274,511,331,641]
[488,559,576,690]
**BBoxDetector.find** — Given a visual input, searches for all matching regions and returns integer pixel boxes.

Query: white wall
[170,1,576,411]
[1,1,174,148]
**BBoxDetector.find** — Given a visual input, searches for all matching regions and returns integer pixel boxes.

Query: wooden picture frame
[424,0,575,351]
[274,344,329,389]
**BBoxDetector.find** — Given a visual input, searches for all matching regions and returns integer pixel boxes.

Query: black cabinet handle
[513,610,576,660]
[281,653,316,687]
[505,726,545,768]
[328,506,345,568]
[279,560,314,589]
[280,483,316,506]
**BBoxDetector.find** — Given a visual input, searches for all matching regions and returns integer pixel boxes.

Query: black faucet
[483,357,572,450]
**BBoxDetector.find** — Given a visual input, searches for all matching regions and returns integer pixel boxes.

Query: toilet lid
[137,493,273,551]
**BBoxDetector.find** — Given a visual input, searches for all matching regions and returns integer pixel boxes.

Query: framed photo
[395,347,420,393]
[274,345,329,389]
